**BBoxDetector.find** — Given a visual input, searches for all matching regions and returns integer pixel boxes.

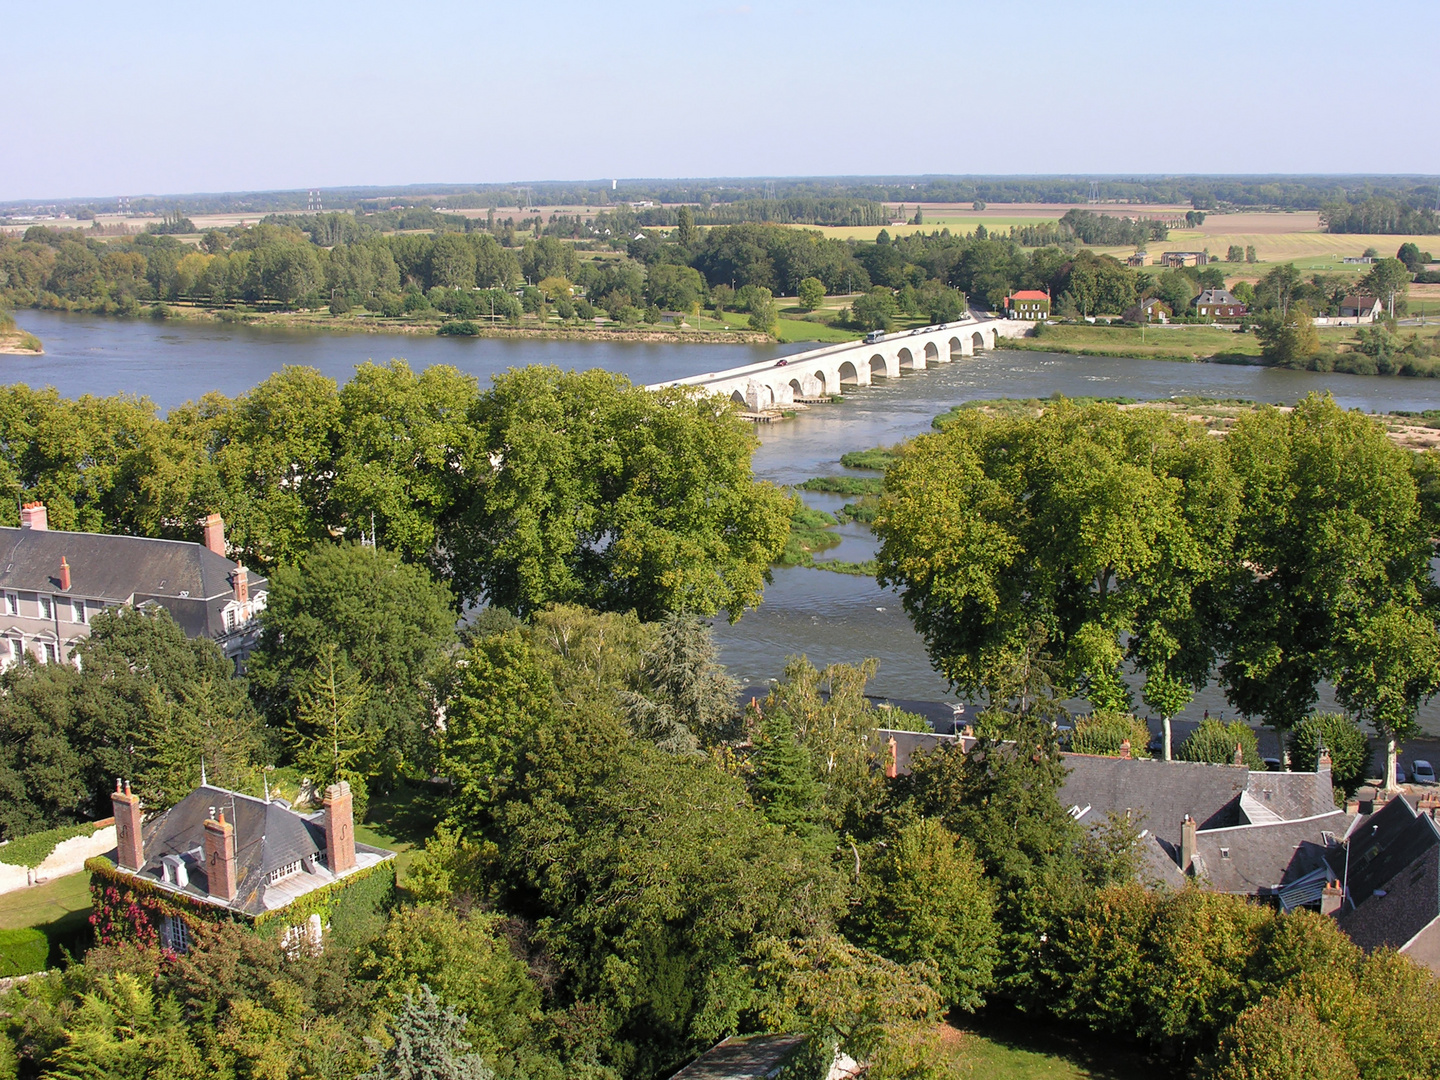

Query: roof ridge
[1199,809,1354,835]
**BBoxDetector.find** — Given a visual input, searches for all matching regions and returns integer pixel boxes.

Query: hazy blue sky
[4,0,1436,201]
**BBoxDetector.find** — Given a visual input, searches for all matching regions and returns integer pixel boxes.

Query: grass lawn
[953,1004,1181,1080]
[0,872,93,972]
[360,782,444,885]
[1009,323,1262,362]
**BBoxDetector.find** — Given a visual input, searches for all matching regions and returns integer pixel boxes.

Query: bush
[328,295,352,315]
[1198,995,1357,1080]
[0,928,48,976]
[18,332,42,352]
[1287,714,1369,795]
[437,320,480,336]
[1070,710,1152,758]
[1179,719,1262,768]
[797,276,825,311]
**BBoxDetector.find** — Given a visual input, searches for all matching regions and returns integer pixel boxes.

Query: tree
[850,287,897,331]
[1360,257,1411,317]
[1255,303,1319,366]
[1245,246,1257,263]
[1221,397,1438,783]
[360,985,494,1080]
[1396,242,1430,275]
[1177,719,1261,768]
[1286,714,1369,795]
[796,276,825,311]
[875,402,1236,718]
[751,706,822,836]
[847,819,998,1010]
[1226,245,1244,263]
[746,291,778,336]
[458,367,791,620]
[1069,710,1151,759]
[1199,995,1357,1080]
[248,543,457,788]
[626,613,739,747]
[287,644,377,813]
[674,205,696,249]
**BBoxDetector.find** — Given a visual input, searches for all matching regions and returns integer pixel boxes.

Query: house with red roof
[1005,289,1051,320]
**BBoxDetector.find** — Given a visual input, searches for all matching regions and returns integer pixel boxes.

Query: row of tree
[874,396,1440,785]
[0,363,792,618]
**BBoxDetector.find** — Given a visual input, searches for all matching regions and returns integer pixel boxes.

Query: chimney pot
[202,513,226,557]
[324,781,356,874]
[58,556,71,591]
[1119,738,1132,760]
[111,780,145,872]
[19,502,47,531]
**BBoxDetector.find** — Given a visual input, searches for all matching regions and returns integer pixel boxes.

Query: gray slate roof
[0,526,266,641]
[1194,289,1241,306]
[1061,754,1248,845]
[130,784,383,917]
[1183,811,1353,895]
[1332,796,1440,954]
[877,729,970,774]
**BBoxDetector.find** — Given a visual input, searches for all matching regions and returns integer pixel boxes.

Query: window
[267,860,301,885]
[2,592,15,616]
[37,595,52,620]
[71,599,86,624]
[159,914,190,954]
[40,641,58,665]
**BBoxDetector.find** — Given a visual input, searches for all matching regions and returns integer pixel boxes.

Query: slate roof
[1243,770,1337,821]
[666,1034,809,1080]
[1182,811,1353,895]
[1060,754,1248,845]
[1194,289,1242,306]
[1340,294,1381,311]
[878,729,971,774]
[126,784,389,917]
[0,526,266,641]
[1334,796,1440,953]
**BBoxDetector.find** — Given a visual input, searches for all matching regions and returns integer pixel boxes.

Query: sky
[3,0,1437,202]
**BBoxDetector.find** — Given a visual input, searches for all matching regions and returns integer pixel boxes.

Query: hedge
[0,928,49,976]
[0,821,99,869]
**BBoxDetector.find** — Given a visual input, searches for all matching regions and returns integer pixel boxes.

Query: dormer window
[267,860,302,885]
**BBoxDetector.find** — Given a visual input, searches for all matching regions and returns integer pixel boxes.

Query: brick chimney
[58,557,71,591]
[1233,742,1245,767]
[231,566,249,605]
[19,502,47,530]
[111,779,144,872]
[1320,881,1343,916]
[1180,814,1197,875]
[324,781,356,874]
[202,513,226,557]
[1317,747,1332,776]
[1345,795,1360,814]
[1119,738,1132,760]
[203,809,237,902]
[885,736,899,779]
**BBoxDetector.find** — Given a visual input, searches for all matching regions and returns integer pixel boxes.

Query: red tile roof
[1009,290,1050,300]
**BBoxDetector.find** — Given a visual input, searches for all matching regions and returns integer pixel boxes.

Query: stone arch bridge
[646,316,1028,411]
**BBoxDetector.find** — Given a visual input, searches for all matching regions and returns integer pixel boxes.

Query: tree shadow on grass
[953,1001,1186,1080]
[362,779,446,847]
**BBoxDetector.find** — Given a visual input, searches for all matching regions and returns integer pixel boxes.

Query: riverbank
[0,329,42,355]
[24,300,783,345]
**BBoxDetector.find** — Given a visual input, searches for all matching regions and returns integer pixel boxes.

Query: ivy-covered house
[88,779,394,953]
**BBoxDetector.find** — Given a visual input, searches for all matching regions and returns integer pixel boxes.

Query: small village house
[1005,289,1051,320]
[1123,298,1171,324]
[1339,294,1384,323]
[1193,288,1247,319]
[0,506,266,668]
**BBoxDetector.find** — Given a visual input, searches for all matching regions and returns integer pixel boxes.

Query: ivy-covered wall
[85,855,396,952]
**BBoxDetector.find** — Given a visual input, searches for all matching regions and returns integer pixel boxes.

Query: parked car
[1395,764,1409,784]
[1412,760,1436,785]
[1264,757,1282,772]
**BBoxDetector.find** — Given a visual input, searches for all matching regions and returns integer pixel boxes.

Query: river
[16,309,1440,732]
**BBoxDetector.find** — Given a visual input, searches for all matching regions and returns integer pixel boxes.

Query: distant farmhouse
[1005,289,1051,320]
[0,505,266,668]
[1123,298,1171,324]
[1193,289,1247,319]
[91,779,393,953]
[879,731,1440,975]
[1159,251,1210,268]
[1339,294,1384,322]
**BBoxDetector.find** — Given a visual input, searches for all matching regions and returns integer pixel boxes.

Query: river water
[16,310,1440,732]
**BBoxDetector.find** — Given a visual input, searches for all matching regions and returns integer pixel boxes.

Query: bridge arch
[924,341,940,366]
[731,390,746,405]
[788,378,803,399]
[869,354,888,380]
[949,335,965,359]
[897,346,916,371]
[838,360,859,388]
[971,330,986,352]
[813,370,827,396]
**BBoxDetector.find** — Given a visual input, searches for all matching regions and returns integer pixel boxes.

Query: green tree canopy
[457,367,790,620]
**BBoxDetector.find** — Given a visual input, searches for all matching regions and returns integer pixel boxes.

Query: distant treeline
[1321,197,1440,235]
[1010,208,1170,248]
[11,176,1440,219]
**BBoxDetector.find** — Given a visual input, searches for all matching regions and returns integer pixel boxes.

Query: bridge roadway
[645,315,1029,412]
